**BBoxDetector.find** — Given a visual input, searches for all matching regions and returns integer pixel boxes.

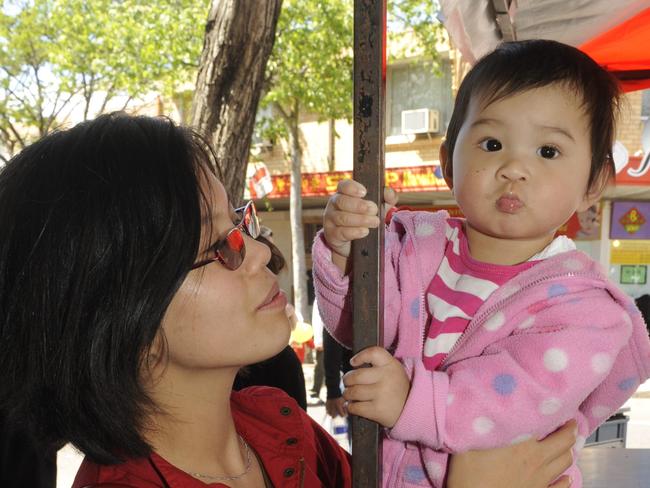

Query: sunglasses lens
[219,229,245,270]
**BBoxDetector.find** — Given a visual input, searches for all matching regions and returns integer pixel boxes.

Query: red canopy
[581,8,650,92]
[439,1,650,93]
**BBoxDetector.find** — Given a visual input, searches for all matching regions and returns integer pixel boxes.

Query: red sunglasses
[190,201,260,271]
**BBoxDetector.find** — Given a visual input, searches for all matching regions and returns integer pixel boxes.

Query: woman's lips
[496,194,524,213]
[258,284,287,310]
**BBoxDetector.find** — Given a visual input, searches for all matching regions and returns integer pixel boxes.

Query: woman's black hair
[0,113,219,464]
[444,39,621,193]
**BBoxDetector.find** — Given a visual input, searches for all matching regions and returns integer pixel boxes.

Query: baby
[312,40,650,487]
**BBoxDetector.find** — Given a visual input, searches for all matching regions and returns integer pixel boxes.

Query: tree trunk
[190,0,282,202]
[288,112,308,320]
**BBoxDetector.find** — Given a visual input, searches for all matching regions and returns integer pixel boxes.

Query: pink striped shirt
[423,219,536,370]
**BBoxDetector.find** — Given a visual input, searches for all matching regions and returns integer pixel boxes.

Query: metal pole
[352,0,385,486]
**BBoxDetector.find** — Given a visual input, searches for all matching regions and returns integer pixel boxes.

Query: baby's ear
[439,142,453,190]
[578,167,611,212]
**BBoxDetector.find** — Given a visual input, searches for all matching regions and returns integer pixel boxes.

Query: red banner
[250,165,449,199]
[251,156,650,200]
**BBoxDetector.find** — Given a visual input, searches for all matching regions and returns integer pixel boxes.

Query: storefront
[248,152,650,303]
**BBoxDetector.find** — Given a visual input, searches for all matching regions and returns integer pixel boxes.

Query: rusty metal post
[352,0,386,486]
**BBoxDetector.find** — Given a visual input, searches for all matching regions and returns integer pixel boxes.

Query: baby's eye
[479,138,502,152]
[537,145,560,159]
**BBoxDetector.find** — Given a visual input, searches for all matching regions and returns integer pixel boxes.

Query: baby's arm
[312,179,400,347]
[389,288,634,452]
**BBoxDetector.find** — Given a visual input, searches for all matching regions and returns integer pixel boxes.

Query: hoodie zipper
[438,270,602,369]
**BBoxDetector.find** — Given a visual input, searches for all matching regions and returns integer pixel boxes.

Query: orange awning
[581,8,650,92]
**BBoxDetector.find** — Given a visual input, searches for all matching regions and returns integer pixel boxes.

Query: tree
[0,0,206,163]
[190,0,283,202]
[259,0,443,320]
[260,0,353,320]
[388,0,445,69]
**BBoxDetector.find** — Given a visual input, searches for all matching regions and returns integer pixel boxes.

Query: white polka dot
[622,312,633,328]
[591,405,611,419]
[500,283,520,299]
[544,348,568,372]
[425,461,445,481]
[591,353,612,375]
[539,397,563,415]
[473,416,494,435]
[484,311,506,331]
[511,433,533,445]
[517,315,535,330]
[415,223,434,236]
[446,393,455,405]
[564,259,584,271]
[574,435,586,451]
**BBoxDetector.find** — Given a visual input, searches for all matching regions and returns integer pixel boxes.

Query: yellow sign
[610,240,650,264]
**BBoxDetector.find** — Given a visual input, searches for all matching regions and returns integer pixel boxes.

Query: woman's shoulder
[232,384,295,402]
[72,456,162,488]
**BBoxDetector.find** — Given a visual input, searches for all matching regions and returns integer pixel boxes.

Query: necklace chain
[190,435,252,482]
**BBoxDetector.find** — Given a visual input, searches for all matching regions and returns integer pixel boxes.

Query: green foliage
[256,0,444,143]
[0,0,207,160]
[261,0,353,132]
[389,0,444,71]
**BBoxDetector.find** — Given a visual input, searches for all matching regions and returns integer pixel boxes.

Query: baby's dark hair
[445,39,621,192]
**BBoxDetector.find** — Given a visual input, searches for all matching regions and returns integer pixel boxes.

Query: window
[642,90,650,119]
[387,60,453,136]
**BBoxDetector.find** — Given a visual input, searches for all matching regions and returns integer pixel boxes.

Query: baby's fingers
[325,224,370,244]
[384,186,398,208]
[328,209,380,230]
[331,192,378,216]
[343,384,376,403]
[342,366,383,387]
[337,179,368,198]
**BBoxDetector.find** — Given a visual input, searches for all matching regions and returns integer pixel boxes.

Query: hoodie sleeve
[312,227,403,349]
[388,286,638,452]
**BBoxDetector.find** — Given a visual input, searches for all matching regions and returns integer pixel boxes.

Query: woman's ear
[439,142,454,191]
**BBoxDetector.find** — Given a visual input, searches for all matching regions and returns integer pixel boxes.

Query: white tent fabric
[439,0,650,64]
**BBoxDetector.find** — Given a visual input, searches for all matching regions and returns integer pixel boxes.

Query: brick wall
[617,90,644,155]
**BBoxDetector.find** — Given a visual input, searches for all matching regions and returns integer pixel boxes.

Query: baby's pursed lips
[496,193,524,213]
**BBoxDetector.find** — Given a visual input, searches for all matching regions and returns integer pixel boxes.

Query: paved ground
[55,366,650,487]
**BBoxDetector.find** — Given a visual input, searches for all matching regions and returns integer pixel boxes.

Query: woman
[0,114,575,487]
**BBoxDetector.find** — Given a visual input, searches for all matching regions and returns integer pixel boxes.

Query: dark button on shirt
[280,406,292,416]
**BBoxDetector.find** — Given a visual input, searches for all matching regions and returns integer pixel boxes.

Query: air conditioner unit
[401,108,440,135]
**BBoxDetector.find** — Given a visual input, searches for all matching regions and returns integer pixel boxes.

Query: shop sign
[248,165,449,199]
[620,265,647,285]
[610,201,650,239]
[610,240,650,265]
[614,155,650,185]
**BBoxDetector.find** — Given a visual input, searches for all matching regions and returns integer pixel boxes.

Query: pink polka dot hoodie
[312,209,650,488]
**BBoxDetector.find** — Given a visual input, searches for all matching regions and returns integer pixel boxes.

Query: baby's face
[447,84,594,250]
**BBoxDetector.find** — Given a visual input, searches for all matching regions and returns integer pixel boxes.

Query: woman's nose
[243,234,272,271]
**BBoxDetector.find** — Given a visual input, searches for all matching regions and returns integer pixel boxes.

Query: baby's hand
[323,180,398,265]
[342,346,409,428]
[323,179,380,259]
